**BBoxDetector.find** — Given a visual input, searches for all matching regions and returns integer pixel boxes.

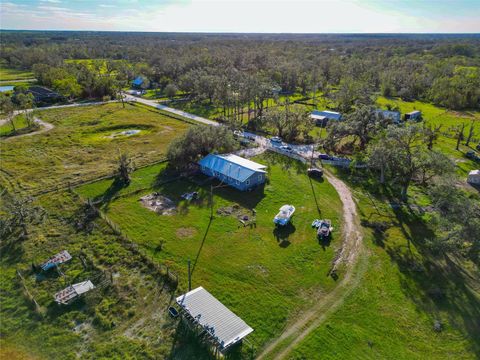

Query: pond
[105,129,141,139]
[0,86,15,92]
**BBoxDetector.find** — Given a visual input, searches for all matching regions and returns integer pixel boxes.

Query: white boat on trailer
[274,205,296,226]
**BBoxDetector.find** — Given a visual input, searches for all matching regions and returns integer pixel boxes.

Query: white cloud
[0,0,478,32]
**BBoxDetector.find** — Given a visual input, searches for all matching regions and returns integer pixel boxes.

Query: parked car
[307,168,324,178]
[318,153,332,160]
[270,136,282,143]
[233,130,244,138]
[280,145,293,152]
[466,151,480,162]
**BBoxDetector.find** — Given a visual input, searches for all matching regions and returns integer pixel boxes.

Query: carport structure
[176,286,254,354]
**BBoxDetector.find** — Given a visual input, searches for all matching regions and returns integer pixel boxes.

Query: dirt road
[1,118,54,141]
[256,170,366,360]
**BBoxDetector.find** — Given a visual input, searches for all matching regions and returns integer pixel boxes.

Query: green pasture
[77,152,344,349]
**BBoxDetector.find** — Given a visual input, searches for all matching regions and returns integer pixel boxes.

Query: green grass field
[0,102,191,194]
[0,189,180,359]
[77,152,344,350]
[287,167,480,359]
[0,114,31,137]
[0,64,35,81]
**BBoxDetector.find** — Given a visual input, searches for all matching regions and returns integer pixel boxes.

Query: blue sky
[1,0,479,33]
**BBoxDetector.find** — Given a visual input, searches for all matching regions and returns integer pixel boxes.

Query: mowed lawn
[0,102,191,193]
[289,169,480,360]
[78,153,344,348]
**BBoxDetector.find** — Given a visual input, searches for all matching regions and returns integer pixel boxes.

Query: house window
[258,175,263,181]
[246,179,250,186]
[235,180,240,185]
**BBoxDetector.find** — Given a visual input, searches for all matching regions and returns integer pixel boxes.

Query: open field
[0,65,35,81]
[376,96,480,177]
[0,189,181,359]
[0,102,191,194]
[77,152,344,351]
[287,167,480,359]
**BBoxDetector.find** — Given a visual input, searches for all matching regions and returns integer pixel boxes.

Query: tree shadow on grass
[330,169,480,357]
[95,177,128,211]
[168,319,247,360]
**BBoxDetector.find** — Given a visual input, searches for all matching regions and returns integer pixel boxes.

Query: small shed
[41,250,72,271]
[54,280,95,305]
[311,110,342,126]
[376,109,401,124]
[405,110,422,121]
[467,170,480,185]
[198,153,267,191]
[176,287,253,353]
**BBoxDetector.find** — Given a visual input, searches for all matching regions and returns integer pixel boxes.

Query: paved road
[125,95,219,126]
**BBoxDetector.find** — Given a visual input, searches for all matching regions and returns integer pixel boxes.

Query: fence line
[11,157,168,198]
[75,192,179,287]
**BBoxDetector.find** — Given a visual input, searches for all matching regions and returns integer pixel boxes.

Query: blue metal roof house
[132,76,145,88]
[310,110,342,126]
[198,154,267,191]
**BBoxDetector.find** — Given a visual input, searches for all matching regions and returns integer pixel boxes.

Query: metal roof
[132,76,144,86]
[176,287,253,350]
[469,169,480,175]
[41,250,72,271]
[54,280,95,305]
[407,110,421,115]
[376,109,401,121]
[199,154,266,182]
[311,110,342,121]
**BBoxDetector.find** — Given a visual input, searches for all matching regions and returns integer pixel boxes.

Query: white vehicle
[280,145,293,152]
[270,136,282,143]
[274,205,296,226]
[233,130,244,138]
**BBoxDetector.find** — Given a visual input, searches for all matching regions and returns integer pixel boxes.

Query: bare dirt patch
[139,193,176,215]
[217,203,256,225]
[176,227,197,238]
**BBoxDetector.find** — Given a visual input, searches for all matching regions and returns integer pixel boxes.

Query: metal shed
[310,110,342,126]
[176,287,254,352]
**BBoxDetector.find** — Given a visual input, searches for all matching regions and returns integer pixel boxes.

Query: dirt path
[1,118,54,141]
[256,170,366,360]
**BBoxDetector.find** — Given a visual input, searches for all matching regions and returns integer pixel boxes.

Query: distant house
[198,153,267,191]
[405,110,422,121]
[467,170,480,185]
[376,109,401,124]
[27,86,62,103]
[132,76,145,88]
[310,110,342,126]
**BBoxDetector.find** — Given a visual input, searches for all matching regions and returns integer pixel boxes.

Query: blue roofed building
[132,76,145,88]
[198,154,267,191]
[310,110,342,126]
